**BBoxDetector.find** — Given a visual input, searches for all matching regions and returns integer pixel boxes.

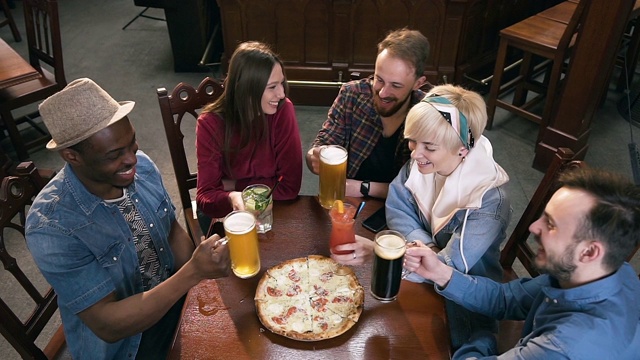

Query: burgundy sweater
[195,98,302,218]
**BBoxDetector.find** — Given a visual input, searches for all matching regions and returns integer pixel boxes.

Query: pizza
[255,255,364,341]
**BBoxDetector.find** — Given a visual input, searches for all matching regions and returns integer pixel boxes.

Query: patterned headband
[421,95,474,150]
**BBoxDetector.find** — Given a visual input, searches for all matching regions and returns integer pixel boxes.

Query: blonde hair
[404,84,487,152]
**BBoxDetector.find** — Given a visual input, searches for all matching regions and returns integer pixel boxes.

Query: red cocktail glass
[329,202,356,254]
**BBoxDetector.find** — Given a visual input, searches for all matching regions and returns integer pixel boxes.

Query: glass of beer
[241,184,273,233]
[370,230,407,302]
[223,210,261,279]
[319,145,347,209]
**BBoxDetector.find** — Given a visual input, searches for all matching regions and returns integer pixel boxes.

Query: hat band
[422,95,474,150]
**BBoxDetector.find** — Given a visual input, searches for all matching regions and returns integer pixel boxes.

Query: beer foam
[224,212,256,233]
[375,235,406,260]
[320,146,347,165]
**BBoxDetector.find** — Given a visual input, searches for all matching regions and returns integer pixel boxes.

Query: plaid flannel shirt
[312,76,426,178]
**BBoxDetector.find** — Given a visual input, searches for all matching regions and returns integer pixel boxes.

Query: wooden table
[0,39,40,90]
[167,196,451,359]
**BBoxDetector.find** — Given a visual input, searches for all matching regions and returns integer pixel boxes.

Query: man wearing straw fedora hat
[25,78,231,360]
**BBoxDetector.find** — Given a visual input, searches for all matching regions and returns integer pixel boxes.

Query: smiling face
[407,138,465,176]
[372,50,423,118]
[529,187,596,281]
[261,63,286,115]
[63,117,139,200]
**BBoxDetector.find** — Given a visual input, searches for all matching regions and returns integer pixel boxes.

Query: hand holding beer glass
[319,145,347,209]
[223,210,261,279]
[370,230,407,302]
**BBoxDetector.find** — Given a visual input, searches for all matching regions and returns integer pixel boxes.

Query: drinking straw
[353,201,366,219]
[265,175,283,198]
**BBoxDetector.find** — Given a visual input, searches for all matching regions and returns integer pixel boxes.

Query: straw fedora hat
[39,78,135,150]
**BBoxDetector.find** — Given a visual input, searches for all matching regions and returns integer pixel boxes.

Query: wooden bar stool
[537,1,576,24]
[486,0,587,131]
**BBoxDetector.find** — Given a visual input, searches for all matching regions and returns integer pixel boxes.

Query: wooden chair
[0,161,65,359]
[0,0,21,42]
[1,146,55,182]
[156,77,223,245]
[497,147,588,353]
[0,0,66,161]
[486,0,587,131]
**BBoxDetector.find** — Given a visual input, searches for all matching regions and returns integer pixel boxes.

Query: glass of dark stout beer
[370,230,407,302]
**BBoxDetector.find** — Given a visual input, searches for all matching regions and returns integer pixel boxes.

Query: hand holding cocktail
[330,235,374,265]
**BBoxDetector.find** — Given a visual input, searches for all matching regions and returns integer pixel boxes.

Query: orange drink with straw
[329,200,356,255]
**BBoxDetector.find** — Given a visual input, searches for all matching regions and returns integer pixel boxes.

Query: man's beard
[373,91,412,117]
[534,236,578,282]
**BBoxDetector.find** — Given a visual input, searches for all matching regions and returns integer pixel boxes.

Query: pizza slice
[256,257,315,340]
[256,296,313,337]
[307,256,364,338]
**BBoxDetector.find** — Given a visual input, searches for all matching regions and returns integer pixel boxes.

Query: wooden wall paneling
[438,0,466,85]
[216,0,550,105]
[333,0,355,68]
[216,0,243,58]
[274,1,305,68]
[410,0,445,85]
[454,0,489,84]
[303,1,330,66]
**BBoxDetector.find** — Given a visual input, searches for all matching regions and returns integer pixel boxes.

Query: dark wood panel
[216,0,562,104]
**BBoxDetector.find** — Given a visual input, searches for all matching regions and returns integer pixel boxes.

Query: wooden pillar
[533,0,634,170]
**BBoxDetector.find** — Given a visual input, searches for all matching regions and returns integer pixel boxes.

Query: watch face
[360,181,370,196]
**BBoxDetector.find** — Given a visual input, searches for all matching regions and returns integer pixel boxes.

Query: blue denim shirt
[25,151,177,360]
[442,263,640,359]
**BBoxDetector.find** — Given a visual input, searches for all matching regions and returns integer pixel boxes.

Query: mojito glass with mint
[241,184,273,233]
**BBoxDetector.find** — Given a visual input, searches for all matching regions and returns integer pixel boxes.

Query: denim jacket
[25,151,176,360]
[386,137,511,281]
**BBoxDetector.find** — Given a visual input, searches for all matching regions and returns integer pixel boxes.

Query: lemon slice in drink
[333,199,344,213]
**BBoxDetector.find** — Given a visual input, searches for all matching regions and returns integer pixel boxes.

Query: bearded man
[305,28,430,199]
[404,168,640,359]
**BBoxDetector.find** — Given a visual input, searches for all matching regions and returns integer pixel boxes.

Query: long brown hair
[201,41,288,176]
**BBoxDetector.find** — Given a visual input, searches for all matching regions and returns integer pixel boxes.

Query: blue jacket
[442,263,640,359]
[25,151,176,360]
[386,137,511,282]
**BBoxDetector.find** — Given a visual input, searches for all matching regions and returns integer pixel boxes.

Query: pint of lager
[223,211,261,279]
[370,230,406,302]
[319,145,347,209]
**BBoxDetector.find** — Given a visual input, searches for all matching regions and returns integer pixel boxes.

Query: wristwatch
[360,180,370,197]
